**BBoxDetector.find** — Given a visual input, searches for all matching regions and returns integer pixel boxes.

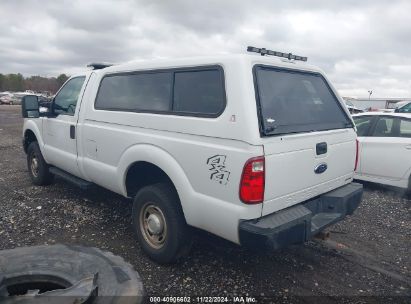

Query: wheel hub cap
[31,156,39,177]
[139,203,167,249]
[147,213,163,235]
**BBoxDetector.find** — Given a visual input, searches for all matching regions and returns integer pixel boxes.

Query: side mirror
[21,95,39,118]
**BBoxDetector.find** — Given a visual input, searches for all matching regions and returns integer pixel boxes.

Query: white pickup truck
[22,47,363,263]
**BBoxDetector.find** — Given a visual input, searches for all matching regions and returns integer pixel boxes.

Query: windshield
[254,66,352,136]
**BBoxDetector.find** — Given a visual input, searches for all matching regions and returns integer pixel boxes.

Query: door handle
[70,125,75,139]
[316,142,327,155]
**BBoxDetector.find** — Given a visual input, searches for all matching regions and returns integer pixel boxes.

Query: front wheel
[132,183,192,264]
[27,141,53,185]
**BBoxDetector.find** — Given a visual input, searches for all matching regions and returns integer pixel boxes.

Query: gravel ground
[0,105,410,303]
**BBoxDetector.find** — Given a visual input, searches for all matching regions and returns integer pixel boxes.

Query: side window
[95,72,172,111]
[173,69,225,115]
[353,116,374,136]
[371,117,395,137]
[399,119,411,138]
[54,77,86,115]
[94,67,226,117]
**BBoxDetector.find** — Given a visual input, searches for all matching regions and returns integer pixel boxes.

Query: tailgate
[262,128,356,216]
[252,64,356,216]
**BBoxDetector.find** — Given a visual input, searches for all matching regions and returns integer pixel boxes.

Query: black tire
[27,141,53,185]
[132,183,192,264]
[0,245,145,303]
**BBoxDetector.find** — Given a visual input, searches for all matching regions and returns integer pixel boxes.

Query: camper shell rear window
[253,65,353,136]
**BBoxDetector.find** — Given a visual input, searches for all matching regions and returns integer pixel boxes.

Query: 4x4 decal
[207,155,230,185]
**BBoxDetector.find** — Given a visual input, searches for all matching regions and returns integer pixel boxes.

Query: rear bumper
[239,182,363,250]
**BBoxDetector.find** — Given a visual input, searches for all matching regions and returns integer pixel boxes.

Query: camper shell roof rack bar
[86,62,114,70]
[247,46,307,62]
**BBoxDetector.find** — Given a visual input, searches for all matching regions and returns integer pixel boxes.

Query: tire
[406,176,411,197]
[0,245,145,303]
[132,183,192,264]
[27,141,53,185]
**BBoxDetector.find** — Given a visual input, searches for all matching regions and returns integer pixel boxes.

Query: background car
[11,95,22,105]
[352,112,411,192]
[395,101,411,113]
[0,93,19,105]
[0,94,12,104]
[344,99,364,114]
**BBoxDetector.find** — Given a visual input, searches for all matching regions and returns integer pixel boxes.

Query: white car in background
[395,101,411,114]
[353,112,411,191]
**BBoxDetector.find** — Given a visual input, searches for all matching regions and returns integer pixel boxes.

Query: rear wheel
[132,183,192,264]
[27,141,53,185]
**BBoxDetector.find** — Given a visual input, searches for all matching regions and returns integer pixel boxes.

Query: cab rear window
[254,66,352,136]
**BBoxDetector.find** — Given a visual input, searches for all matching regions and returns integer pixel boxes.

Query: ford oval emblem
[314,163,328,174]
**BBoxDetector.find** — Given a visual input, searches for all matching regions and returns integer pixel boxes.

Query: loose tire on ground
[27,141,53,185]
[132,183,192,264]
[0,244,145,303]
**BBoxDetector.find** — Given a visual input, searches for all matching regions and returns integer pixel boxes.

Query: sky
[1,0,410,98]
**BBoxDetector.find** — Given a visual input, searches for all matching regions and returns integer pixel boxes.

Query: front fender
[23,119,46,157]
[117,144,195,214]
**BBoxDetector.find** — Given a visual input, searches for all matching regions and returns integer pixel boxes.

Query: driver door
[43,76,86,177]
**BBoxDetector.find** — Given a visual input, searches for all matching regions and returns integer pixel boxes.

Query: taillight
[354,139,359,171]
[239,156,265,204]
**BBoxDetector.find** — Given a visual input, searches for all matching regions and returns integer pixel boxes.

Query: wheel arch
[23,121,44,155]
[23,129,37,153]
[125,161,176,197]
[118,144,195,217]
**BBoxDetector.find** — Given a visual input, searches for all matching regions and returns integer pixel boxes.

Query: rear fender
[117,144,194,217]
